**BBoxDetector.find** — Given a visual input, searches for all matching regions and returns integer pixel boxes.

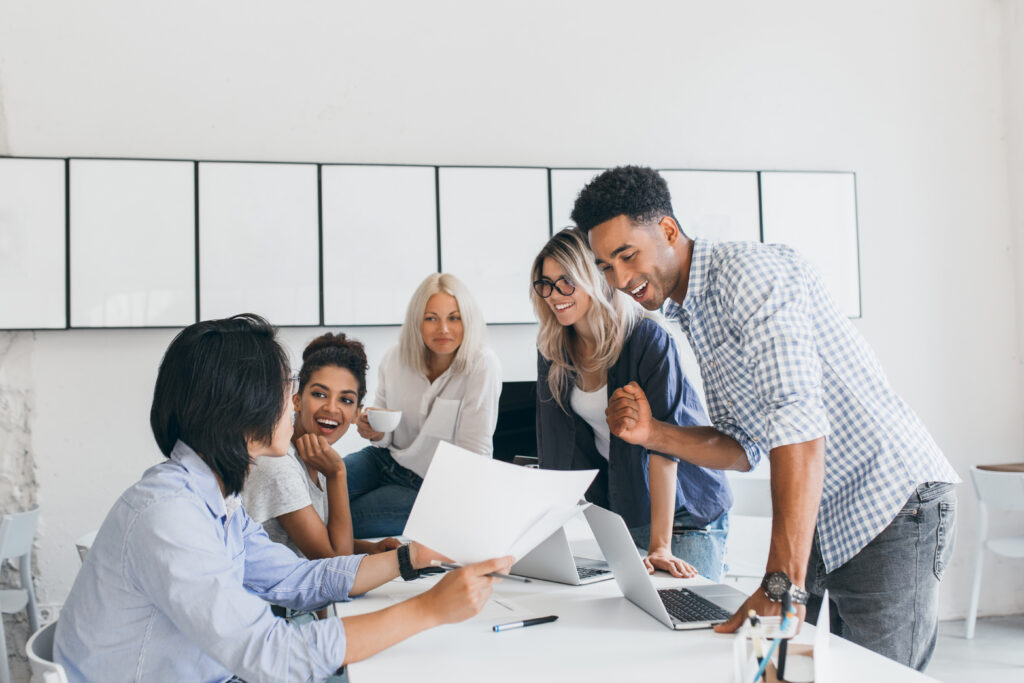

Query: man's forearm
[349,550,400,596]
[764,438,825,587]
[342,595,438,664]
[646,422,750,471]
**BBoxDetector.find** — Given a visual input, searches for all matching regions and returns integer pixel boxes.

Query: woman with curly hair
[244,332,400,559]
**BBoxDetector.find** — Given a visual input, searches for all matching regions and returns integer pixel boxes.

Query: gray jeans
[805,482,957,672]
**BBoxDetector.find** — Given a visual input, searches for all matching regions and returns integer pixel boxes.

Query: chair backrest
[970,467,1024,512]
[0,506,41,561]
[26,621,69,683]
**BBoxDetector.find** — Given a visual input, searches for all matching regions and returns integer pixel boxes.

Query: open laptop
[511,525,614,585]
[583,504,747,630]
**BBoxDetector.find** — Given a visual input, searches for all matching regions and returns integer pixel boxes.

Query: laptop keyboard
[576,566,611,579]
[657,588,732,622]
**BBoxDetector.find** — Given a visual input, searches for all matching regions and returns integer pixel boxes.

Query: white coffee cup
[367,408,402,433]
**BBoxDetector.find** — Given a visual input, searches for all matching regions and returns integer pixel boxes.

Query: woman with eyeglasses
[346,272,502,538]
[243,333,401,561]
[54,314,512,682]
[531,228,732,580]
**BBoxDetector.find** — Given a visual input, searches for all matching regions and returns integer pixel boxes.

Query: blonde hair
[531,228,644,410]
[399,272,486,376]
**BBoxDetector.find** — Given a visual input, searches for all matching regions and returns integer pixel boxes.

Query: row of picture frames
[0,158,860,329]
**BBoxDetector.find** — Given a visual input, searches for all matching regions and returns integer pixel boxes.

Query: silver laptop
[511,525,614,585]
[584,504,747,630]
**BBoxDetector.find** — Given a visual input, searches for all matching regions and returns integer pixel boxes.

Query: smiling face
[539,257,592,328]
[588,215,682,311]
[421,292,464,359]
[291,365,360,445]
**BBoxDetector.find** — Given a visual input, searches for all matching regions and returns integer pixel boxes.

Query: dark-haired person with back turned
[244,332,401,561]
[574,166,958,671]
[54,314,512,683]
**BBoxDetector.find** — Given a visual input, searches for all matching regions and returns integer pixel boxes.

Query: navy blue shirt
[536,317,732,529]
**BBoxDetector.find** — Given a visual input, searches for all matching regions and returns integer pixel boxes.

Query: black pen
[492,615,558,632]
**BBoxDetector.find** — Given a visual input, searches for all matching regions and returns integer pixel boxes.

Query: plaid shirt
[665,240,959,571]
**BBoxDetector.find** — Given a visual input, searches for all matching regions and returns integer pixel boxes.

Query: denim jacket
[536,317,732,529]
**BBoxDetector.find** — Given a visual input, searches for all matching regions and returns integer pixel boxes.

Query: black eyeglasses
[533,276,576,298]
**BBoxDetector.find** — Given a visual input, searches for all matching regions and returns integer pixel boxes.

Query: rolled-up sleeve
[240,512,364,609]
[126,499,362,683]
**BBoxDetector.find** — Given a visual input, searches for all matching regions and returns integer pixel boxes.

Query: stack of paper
[403,441,597,563]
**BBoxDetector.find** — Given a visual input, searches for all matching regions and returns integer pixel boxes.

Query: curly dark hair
[571,165,678,234]
[298,332,369,405]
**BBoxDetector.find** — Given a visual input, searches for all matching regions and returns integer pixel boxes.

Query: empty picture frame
[439,167,550,324]
[70,159,196,327]
[550,168,603,231]
[322,165,438,326]
[660,170,761,243]
[760,171,861,318]
[0,158,66,329]
[198,162,320,326]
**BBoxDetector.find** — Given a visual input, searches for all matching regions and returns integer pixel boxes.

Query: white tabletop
[338,517,938,683]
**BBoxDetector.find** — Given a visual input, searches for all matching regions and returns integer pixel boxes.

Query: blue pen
[750,603,797,683]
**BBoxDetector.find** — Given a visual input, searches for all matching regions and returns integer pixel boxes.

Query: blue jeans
[344,446,423,538]
[629,508,729,582]
[805,482,957,672]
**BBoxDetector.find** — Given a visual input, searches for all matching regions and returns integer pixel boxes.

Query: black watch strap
[397,543,419,581]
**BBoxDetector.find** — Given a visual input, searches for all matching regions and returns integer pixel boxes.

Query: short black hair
[571,166,677,234]
[150,314,290,496]
[298,332,369,405]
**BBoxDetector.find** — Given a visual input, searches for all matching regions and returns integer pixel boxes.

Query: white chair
[74,530,98,564]
[722,474,773,593]
[0,506,42,683]
[26,621,69,683]
[965,465,1024,639]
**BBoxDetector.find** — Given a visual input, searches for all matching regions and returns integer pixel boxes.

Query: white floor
[928,615,1024,681]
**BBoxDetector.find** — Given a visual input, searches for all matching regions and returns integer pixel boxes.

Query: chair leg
[20,554,40,633]
[0,612,11,683]
[965,505,988,639]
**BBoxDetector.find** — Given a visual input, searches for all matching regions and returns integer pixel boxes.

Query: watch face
[765,572,790,597]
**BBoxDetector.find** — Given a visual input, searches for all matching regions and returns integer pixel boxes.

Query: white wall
[1,0,1022,621]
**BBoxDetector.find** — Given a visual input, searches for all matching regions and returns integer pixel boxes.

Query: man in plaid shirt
[576,166,958,672]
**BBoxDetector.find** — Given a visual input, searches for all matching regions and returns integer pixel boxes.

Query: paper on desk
[403,441,597,563]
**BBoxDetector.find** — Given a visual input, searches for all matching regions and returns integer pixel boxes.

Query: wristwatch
[397,543,419,581]
[761,571,809,605]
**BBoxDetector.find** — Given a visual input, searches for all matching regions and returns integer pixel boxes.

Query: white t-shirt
[242,445,327,557]
[370,345,503,477]
[570,384,610,460]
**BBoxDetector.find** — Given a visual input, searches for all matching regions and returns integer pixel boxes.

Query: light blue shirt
[665,240,959,571]
[55,441,365,682]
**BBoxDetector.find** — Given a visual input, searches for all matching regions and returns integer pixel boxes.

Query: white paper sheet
[402,442,598,563]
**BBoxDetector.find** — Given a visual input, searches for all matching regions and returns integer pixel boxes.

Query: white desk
[338,519,938,682]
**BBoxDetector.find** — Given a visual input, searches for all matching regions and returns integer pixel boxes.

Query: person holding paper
[347,272,503,537]
[531,228,732,581]
[54,314,514,682]
[243,332,400,560]
[576,166,958,671]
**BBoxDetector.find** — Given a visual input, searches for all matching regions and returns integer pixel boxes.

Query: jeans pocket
[933,500,956,580]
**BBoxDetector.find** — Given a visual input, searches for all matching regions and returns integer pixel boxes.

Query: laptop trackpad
[689,584,747,613]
